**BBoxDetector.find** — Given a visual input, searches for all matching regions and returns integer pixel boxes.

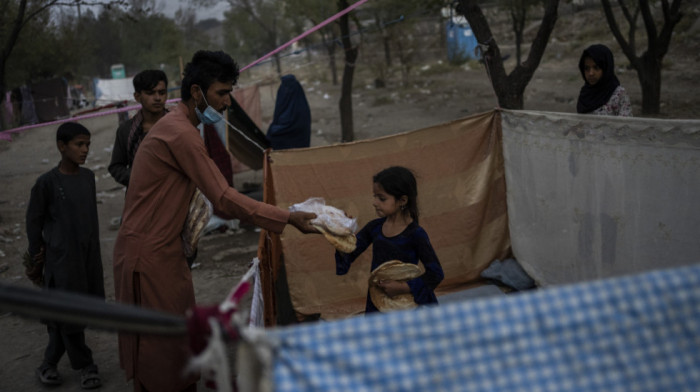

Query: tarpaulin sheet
[30,77,70,122]
[247,263,700,392]
[93,77,133,106]
[500,110,700,286]
[227,85,269,171]
[259,111,511,324]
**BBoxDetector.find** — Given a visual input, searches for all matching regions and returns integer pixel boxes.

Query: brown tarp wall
[258,110,512,325]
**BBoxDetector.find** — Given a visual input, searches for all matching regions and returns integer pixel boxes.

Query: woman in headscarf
[576,44,632,116]
[266,74,311,149]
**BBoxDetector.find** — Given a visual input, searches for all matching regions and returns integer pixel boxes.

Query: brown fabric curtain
[258,110,512,325]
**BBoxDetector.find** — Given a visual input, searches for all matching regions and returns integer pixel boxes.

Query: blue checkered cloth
[269,264,700,391]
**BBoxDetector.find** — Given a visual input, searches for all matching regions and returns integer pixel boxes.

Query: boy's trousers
[42,323,93,370]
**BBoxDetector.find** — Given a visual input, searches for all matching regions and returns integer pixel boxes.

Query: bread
[368,260,423,312]
[312,204,354,236]
[314,224,357,253]
[181,188,212,258]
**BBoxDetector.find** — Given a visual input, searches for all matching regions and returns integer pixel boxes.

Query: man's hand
[288,211,319,234]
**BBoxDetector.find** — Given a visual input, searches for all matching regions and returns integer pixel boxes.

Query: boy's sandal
[36,365,63,385]
[80,365,102,390]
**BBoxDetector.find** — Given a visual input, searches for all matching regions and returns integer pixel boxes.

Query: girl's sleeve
[407,228,444,302]
[25,177,48,257]
[335,222,372,275]
[618,87,633,117]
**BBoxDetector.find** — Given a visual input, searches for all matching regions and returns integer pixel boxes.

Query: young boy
[25,122,105,389]
[108,69,168,187]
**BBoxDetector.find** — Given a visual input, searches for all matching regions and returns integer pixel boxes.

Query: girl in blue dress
[336,166,444,313]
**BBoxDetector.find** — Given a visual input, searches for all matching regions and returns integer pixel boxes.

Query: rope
[240,0,370,72]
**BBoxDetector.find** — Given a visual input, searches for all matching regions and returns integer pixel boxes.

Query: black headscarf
[576,44,620,114]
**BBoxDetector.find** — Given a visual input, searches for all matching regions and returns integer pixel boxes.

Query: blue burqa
[266,74,311,150]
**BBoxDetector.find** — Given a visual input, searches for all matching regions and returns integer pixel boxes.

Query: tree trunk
[274,53,282,77]
[322,31,339,85]
[600,0,683,115]
[457,0,558,110]
[638,53,662,114]
[338,0,357,142]
[329,49,338,86]
[0,0,28,108]
[376,15,392,67]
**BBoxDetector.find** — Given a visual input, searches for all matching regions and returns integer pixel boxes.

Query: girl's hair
[373,166,419,223]
[56,122,90,143]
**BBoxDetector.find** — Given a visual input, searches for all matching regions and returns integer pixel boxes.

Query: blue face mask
[195,86,222,125]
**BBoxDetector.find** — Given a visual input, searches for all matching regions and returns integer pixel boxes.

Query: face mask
[195,86,222,125]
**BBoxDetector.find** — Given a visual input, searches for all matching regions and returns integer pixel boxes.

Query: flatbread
[314,224,357,253]
[312,204,354,236]
[181,188,211,258]
[368,260,423,312]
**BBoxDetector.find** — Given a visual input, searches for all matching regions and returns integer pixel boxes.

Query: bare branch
[518,0,558,75]
[601,0,637,63]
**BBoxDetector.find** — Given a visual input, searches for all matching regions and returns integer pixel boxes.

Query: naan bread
[314,224,357,253]
[368,260,422,312]
[181,188,211,258]
[312,204,354,236]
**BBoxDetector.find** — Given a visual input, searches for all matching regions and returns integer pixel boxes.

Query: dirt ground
[1,7,699,391]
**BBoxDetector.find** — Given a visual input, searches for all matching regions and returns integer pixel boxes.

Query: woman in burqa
[576,44,632,116]
[266,74,311,149]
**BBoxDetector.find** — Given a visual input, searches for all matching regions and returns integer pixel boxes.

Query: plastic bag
[289,197,357,235]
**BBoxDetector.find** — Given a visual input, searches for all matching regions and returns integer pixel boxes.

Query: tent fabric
[226,90,270,171]
[500,110,700,286]
[30,77,70,122]
[258,111,511,324]
[241,263,700,392]
[233,84,262,130]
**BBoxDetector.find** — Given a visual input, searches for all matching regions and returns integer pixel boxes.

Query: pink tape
[0,98,181,140]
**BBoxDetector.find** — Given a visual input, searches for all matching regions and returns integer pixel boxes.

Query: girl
[576,44,632,116]
[336,166,444,313]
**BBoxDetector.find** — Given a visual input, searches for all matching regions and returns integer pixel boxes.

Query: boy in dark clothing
[25,121,105,389]
[108,69,168,187]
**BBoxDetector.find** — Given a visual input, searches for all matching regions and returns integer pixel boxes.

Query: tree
[455,0,559,109]
[500,0,543,66]
[600,0,683,115]
[221,0,294,75]
[0,0,128,105]
[286,0,342,85]
[338,0,360,142]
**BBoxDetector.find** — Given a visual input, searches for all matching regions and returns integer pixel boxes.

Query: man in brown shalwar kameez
[113,50,317,392]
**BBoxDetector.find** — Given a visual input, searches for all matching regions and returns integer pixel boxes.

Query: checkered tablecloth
[267,264,700,391]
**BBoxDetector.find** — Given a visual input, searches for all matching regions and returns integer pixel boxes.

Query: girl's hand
[378,279,410,297]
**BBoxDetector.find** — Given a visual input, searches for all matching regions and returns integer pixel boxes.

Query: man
[112,51,318,392]
[108,69,168,187]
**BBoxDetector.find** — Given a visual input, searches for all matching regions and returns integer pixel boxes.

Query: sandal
[36,365,63,386]
[80,364,102,390]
